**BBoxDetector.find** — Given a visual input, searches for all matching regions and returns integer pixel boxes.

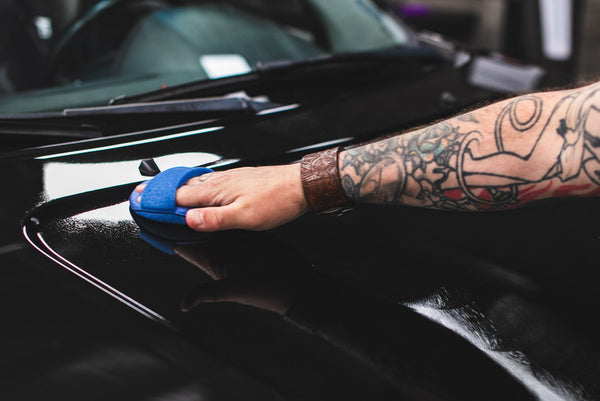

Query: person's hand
[136,164,307,232]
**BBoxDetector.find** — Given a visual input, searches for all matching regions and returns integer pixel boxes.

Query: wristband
[300,147,351,212]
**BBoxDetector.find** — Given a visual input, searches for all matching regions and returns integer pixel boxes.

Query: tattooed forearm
[339,82,600,211]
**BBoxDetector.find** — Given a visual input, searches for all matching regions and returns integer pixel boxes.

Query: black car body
[1,1,599,400]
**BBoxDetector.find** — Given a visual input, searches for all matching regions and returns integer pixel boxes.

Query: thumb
[186,206,238,232]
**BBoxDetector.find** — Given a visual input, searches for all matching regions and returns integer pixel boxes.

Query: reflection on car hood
[2,48,599,401]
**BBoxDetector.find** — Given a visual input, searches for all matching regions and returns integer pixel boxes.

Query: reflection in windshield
[0,0,409,113]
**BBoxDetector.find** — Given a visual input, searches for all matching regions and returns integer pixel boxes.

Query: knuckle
[205,209,225,231]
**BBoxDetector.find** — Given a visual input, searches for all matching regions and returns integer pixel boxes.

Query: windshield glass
[0,0,410,113]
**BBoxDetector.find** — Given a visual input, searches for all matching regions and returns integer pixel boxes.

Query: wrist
[284,163,309,213]
[300,147,351,212]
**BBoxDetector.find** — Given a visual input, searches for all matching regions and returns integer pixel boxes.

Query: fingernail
[188,210,204,228]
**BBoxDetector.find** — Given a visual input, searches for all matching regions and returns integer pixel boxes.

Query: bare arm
[164,81,600,231]
[340,82,600,211]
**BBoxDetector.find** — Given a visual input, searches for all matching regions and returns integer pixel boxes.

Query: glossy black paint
[1,10,599,401]
[3,78,600,400]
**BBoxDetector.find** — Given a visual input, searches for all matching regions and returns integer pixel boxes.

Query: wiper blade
[1,94,278,120]
[112,46,445,105]
[0,94,281,137]
[65,95,278,117]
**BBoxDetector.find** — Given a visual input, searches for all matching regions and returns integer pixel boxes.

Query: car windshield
[0,0,410,114]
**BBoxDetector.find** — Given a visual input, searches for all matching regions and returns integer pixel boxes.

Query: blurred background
[1,0,598,99]
[395,0,599,81]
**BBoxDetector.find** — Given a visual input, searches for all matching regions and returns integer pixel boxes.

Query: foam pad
[129,166,213,225]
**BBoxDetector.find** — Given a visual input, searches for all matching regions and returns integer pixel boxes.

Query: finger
[186,205,242,232]
[135,183,146,192]
[180,279,245,311]
[185,172,215,185]
[176,183,218,207]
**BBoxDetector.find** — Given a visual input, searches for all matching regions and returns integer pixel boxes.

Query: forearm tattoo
[340,83,600,211]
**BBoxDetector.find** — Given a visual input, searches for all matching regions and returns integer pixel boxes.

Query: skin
[136,81,600,231]
[157,83,600,398]
[340,82,600,210]
[136,163,307,231]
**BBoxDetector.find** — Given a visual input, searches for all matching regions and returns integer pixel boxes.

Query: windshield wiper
[0,46,443,141]
[64,94,278,117]
[0,94,281,137]
[1,94,278,120]
[111,46,445,105]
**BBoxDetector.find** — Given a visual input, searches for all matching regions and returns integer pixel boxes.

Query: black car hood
[3,66,600,401]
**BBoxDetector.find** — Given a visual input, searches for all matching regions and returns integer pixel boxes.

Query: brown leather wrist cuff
[300,147,351,212]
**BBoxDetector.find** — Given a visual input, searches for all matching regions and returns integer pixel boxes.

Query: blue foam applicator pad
[129,166,213,225]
